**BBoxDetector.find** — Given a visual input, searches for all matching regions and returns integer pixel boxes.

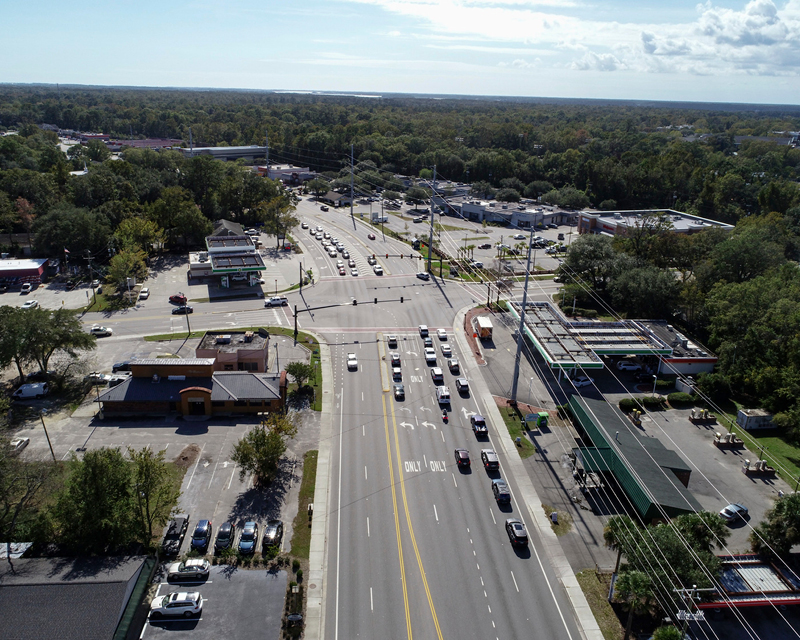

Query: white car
[150,592,203,619]
[347,353,358,370]
[167,559,210,581]
[351,269,359,277]
[89,325,113,337]
[84,372,112,385]
[424,347,437,364]
[616,360,642,371]
[572,376,594,388]
[441,344,452,357]
[513,234,526,240]
[139,287,150,300]
[10,437,30,454]
[430,367,444,383]
[470,261,484,269]
[21,300,39,309]
[392,367,402,380]
[437,328,447,341]
[373,265,383,275]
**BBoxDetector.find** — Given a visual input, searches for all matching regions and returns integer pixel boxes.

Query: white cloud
[571,52,624,72]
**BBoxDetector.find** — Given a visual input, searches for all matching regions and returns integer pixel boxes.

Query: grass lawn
[289,450,318,559]
[576,570,624,640]
[541,503,574,536]
[496,404,537,459]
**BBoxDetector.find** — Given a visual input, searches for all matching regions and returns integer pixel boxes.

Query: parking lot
[142,565,286,640]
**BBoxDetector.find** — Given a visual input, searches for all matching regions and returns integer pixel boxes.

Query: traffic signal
[372,254,375,259]
[352,299,358,306]
[400,254,403,259]
[374,298,378,304]
[385,253,388,259]
[400,296,404,303]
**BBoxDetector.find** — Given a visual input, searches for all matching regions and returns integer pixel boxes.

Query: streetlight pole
[652,375,658,398]
[275,280,278,296]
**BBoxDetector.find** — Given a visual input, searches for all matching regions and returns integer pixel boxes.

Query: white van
[436,385,451,404]
[12,382,49,400]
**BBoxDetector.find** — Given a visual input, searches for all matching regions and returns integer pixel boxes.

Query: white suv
[616,360,642,371]
[150,592,203,618]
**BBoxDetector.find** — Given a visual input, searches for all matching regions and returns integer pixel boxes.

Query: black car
[263,519,284,549]
[112,361,131,373]
[190,519,212,553]
[393,384,405,400]
[172,305,193,315]
[481,449,499,471]
[214,521,236,552]
[505,518,529,546]
[492,479,511,504]
[423,336,433,348]
[471,414,488,436]
[162,515,190,557]
[454,449,471,468]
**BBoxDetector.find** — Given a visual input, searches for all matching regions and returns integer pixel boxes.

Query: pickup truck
[265,296,289,307]
[162,515,190,557]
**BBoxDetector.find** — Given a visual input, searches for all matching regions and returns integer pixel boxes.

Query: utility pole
[265,130,269,169]
[40,413,56,462]
[350,144,354,220]
[426,165,436,274]
[299,262,303,294]
[673,585,712,639]
[85,250,96,305]
[509,223,537,405]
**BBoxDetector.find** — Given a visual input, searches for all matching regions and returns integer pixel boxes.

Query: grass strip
[575,570,624,640]
[496,404,537,459]
[289,450,318,559]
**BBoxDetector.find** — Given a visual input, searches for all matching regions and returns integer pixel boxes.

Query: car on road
[315,233,323,240]
[390,353,401,366]
[162,516,190,557]
[477,243,491,250]
[348,258,356,268]
[470,261,484,269]
[169,293,187,305]
[89,325,113,336]
[441,344,452,357]
[190,520,212,553]
[423,336,433,348]
[338,267,346,276]
[367,256,377,265]
[454,448,471,468]
[20,283,32,293]
[150,592,203,619]
[513,233,526,240]
[436,328,447,340]
[548,223,558,229]
[572,376,594,388]
[436,385,450,404]
[387,335,398,348]
[447,357,459,374]
[21,300,39,309]
[139,287,150,299]
[172,305,193,314]
[418,325,428,337]
[719,503,748,523]
[393,384,405,400]
[392,367,402,380]
[430,367,444,383]
[301,222,309,229]
[84,372,112,385]
[263,519,284,548]
[373,265,383,275]
[471,414,487,436]
[10,437,30,455]
[616,360,642,371]
[112,361,131,373]
[347,353,358,370]
[492,478,511,504]
[238,521,259,554]
[455,378,469,394]
[265,296,289,307]
[321,205,329,211]
[342,250,350,259]
[416,272,430,280]
[424,347,436,364]
[368,233,376,240]
[214,522,236,552]
[351,268,359,276]
[481,449,499,471]
[505,518,529,546]
[168,559,211,581]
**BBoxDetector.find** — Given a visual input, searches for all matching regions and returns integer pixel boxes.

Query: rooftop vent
[215,335,231,344]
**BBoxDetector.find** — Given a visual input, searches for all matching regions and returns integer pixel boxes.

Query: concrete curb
[304,333,333,640]
[452,306,603,640]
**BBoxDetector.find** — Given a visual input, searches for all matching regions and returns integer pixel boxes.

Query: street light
[652,375,658,398]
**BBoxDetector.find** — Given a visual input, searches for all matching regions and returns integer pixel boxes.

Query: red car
[169,293,187,305]
[368,233,376,240]
[338,267,346,276]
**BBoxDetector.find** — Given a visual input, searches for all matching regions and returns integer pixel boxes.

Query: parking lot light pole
[652,375,658,398]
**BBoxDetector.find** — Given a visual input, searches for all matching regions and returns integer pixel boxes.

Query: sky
[2,0,799,105]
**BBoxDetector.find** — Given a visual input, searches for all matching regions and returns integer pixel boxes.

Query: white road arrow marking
[462,407,476,418]
[419,406,432,412]
[406,351,418,357]
[400,422,414,430]
[203,460,210,468]
[421,421,435,430]
[223,461,228,468]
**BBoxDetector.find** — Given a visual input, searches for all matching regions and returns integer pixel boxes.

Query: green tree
[307,178,329,199]
[128,447,181,545]
[231,413,298,486]
[114,216,165,254]
[0,190,18,246]
[608,265,682,319]
[496,188,521,202]
[615,570,653,640]
[470,181,495,198]
[603,515,639,573]
[285,361,314,388]
[106,249,149,293]
[561,233,617,291]
[382,190,400,202]
[53,448,136,553]
[256,193,298,248]
[652,626,682,640]
[25,307,97,374]
[750,493,800,558]
[172,200,213,247]
[405,186,431,205]
[0,306,32,380]
[672,511,730,554]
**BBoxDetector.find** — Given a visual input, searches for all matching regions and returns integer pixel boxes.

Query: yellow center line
[382,395,412,640]
[389,396,444,639]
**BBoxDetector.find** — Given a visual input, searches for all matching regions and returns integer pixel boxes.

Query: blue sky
[2,0,799,104]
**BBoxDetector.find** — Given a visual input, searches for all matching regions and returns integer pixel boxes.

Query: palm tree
[604,515,639,574]
[615,570,652,640]
[673,511,730,554]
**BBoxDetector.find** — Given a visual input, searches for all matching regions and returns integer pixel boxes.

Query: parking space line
[225,464,236,490]
[207,462,219,490]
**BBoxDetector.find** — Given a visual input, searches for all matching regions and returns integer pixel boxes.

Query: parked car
[719,503,748,523]
[190,520,213,553]
[139,287,150,299]
[26,370,55,382]
[262,519,284,548]
[150,592,203,619]
[572,376,594,388]
[477,243,491,250]
[21,300,38,309]
[20,283,32,293]
[616,360,642,371]
[10,437,30,455]
[214,522,236,552]
[167,559,210,581]
[12,383,49,400]
[162,515,190,557]
[238,521,259,554]
[112,361,131,373]
[84,372,112,385]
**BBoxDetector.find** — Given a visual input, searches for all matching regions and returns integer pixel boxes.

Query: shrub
[668,392,695,405]
[641,395,665,408]
[263,544,280,561]
[619,398,645,413]
[655,378,674,391]
[292,559,300,572]
[295,568,303,582]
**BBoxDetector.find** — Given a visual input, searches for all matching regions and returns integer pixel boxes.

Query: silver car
[167,559,210,581]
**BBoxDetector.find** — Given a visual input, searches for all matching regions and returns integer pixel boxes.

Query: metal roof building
[570,396,702,522]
